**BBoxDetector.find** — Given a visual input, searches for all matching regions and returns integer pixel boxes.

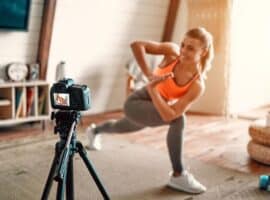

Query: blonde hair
[185,27,214,79]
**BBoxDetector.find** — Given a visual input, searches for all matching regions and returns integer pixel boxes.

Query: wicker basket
[249,119,270,146]
[247,140,270,165]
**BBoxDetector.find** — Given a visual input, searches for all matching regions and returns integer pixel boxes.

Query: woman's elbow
[130,41,140,49]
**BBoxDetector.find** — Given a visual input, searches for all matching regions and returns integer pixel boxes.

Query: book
[38,88,47,115]
[30,98,35,116]
[16,90,25,118]
[26,87,35,116]
[15,89,23,111]
[0,99,10,106]
[15,89,26,118]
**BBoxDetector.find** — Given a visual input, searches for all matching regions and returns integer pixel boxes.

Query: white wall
[172,0,188,44]
[47,0,169,114]
[0,0,43,79]
[228,0,270,114]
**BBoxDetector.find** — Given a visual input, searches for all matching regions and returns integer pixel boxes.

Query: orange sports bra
[153,58,199,101]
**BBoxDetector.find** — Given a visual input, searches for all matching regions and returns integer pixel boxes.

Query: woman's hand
[146,72,176,123]
[147,72,174,88]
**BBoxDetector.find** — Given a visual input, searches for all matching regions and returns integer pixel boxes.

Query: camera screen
[53,93,70,106]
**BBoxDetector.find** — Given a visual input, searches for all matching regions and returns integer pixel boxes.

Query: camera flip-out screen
[54,93,70,107]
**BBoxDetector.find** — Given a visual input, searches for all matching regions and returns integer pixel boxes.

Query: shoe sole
[167,182,206,194]
[85,145,101,151]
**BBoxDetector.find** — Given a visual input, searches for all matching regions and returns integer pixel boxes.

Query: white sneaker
[167,170,206,194]
[86,124,101,150]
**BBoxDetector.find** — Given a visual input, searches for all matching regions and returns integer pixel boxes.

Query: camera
[50,78,91,111]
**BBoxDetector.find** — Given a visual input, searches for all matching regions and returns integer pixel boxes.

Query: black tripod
[41,110,110,200]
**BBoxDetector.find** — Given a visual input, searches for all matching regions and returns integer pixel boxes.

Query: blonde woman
[87,27,214,194]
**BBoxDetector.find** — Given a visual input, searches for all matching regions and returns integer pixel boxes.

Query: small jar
[266,112,270,127]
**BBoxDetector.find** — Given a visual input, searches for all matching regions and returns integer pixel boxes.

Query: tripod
[41,110,110,200]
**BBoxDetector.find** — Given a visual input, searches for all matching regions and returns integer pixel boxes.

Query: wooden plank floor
[1,108,270,175]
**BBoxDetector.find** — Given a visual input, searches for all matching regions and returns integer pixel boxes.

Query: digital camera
[50,78,91,111]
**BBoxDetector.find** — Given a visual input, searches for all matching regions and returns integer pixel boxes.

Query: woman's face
[179,36,206,65]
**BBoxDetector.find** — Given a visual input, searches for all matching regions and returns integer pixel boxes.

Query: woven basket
[247,140,270,165]
[249,119,270,146]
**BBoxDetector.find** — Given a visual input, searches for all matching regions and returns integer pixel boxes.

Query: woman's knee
[170,115,186,130]
[123,98,137,119]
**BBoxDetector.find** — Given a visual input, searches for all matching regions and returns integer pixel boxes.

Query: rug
[0,134,268,200]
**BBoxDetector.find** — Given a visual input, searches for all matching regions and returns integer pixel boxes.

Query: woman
[86,27,214,194]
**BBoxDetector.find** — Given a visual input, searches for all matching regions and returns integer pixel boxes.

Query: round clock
[6,63,29,82]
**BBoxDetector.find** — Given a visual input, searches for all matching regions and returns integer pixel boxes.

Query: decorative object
[6,62,28,82]
[0,0,31,31]
[28,63,40,80]
[248,141,270,165]
[248,119,270,165]
[55,61,66,81]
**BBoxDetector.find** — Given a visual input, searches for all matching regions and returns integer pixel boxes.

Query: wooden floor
[1,107,270,175]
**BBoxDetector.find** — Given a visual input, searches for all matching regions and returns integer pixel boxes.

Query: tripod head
[52,110,81,140]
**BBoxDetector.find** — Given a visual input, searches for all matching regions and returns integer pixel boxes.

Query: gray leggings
[95,87,185,173]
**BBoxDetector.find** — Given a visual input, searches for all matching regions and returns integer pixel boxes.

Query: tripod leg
[76,141,110,200]
[41,143,61,200]
[56,163,68,200]
[56,178,66,200]
[66,155,75,200]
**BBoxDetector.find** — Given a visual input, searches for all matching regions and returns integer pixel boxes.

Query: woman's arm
[147,79,205,123]
[130,41,179,79]
[146,86,176,122]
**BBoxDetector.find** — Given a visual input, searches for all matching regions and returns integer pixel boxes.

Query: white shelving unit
[0,81,50,126]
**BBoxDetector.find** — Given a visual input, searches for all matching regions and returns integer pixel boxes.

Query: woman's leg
[94,87,165,134]
[167,115,186,174]
[87,115,145,150]
[94,87,185,174]
[124,87,186,173]
[123,87,166,127]
[86,88,150,150]
[95,118,145,134]
[166,115,206,194]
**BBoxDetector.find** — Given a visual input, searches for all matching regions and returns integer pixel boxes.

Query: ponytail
[200,42,214,79]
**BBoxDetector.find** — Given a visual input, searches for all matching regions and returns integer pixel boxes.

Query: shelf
[0,116,49,126]
[0,81,50,126]
[0,80,50,88]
